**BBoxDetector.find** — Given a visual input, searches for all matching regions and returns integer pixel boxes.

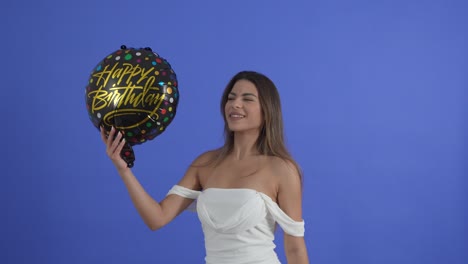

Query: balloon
[85,45,179,168]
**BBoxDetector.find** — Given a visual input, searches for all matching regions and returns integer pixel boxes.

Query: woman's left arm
[277,160,310,264]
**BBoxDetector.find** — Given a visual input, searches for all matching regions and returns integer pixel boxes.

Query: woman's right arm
[101,126,201,231]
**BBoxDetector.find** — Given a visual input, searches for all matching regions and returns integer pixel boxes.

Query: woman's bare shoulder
[265,156,301,184]
[266,156,298,173]
[191,148,221,167]
[258,156,301,202]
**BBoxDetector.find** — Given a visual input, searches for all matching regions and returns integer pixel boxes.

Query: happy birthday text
[88,62,167,112]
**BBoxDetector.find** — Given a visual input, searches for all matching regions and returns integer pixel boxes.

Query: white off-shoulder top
[167,185,305,264]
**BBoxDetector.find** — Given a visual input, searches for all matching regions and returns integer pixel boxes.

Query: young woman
[101,71,309,263]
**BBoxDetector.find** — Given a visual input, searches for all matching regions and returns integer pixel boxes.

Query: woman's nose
[232,99,242,108]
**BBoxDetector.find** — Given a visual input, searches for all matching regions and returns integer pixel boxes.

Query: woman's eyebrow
[242,93,258,97]
[229,92,257,97]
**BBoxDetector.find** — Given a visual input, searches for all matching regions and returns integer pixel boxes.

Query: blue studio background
[2,0,467,263]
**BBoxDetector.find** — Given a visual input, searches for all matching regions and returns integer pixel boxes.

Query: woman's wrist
[117,166,132,178]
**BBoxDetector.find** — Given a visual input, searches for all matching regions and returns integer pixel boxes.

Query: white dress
[167,185,305,264]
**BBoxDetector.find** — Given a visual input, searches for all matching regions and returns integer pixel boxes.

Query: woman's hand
[100,126,129,172]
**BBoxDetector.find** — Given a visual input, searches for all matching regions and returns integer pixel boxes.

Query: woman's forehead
[230,79,258,95]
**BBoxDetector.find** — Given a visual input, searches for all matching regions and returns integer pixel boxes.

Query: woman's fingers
[99,126,128,169]
[100,126,107,143]
[100,126,124,156]
[107,126,116,146]
[116,137,126,155]
[110,130,123,152]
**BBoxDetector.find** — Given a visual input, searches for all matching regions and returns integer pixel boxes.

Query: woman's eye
[227,97,235,100]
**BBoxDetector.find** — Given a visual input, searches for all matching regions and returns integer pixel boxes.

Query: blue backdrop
[2,0,467,263]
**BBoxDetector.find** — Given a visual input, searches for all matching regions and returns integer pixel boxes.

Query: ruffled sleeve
[258,193,305,237]
[166,185,201,212]
[167,185,201,199]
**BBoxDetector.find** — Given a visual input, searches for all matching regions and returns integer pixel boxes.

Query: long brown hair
[213,71,302,180]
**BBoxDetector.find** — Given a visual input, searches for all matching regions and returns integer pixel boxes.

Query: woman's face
[224,79,262,133]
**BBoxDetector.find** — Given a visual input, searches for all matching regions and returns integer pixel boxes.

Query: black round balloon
[85,45,179,167]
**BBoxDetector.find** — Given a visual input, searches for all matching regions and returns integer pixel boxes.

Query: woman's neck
[231,130,260,160]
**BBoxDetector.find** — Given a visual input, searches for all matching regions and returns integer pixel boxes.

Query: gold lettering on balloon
[88,62,168,129]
